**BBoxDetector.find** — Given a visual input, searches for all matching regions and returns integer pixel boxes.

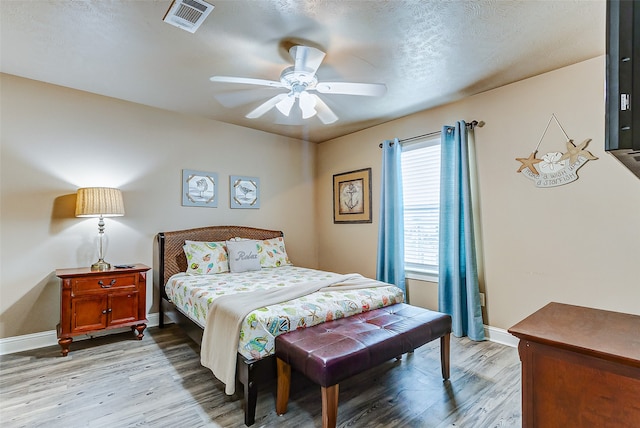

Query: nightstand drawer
[72,274,137,295]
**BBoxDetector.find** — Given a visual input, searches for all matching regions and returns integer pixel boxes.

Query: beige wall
[0,73,317,338]
[2,55,639,340]
[317,56,640,330]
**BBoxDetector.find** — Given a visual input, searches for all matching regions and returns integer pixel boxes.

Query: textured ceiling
[0,0,605,143]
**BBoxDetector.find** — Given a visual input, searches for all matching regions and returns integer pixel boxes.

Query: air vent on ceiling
[163,0,214,33]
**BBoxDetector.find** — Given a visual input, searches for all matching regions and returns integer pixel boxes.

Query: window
[401,136,440,281]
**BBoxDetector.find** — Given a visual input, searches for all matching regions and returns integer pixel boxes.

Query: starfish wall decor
[515,114,597,188]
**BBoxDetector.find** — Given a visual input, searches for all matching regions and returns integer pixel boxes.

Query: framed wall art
[182,169,218,207]
[333,168,372,223]
[230,175,260,209]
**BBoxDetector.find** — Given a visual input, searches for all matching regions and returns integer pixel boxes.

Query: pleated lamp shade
[75,187,125,217]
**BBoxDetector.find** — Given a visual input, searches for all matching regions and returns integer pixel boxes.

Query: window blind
[401,138,441,274]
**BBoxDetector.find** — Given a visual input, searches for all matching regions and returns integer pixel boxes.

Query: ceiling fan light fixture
[246,93,288,119]
[299,92,317,119]
[301,105,317,119]
[276,94,295,116]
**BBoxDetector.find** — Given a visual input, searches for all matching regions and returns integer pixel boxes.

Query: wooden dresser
[56,264,150,356]
[508,302,640,427]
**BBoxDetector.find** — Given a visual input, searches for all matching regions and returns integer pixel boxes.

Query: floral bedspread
[165,266,404,360]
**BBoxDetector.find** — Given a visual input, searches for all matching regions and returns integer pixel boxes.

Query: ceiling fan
[210,45,387,124]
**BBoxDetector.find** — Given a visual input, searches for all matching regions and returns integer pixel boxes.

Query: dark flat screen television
[605,0,640,179]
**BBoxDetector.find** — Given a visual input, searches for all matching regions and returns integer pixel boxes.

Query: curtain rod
[379,120,484,147]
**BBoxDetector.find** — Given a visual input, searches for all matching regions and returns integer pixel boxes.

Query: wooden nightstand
[56,264,150,356]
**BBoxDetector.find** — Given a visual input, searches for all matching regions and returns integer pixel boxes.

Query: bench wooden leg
[276,358,291,415]
[321,384,339,428]
[440,333,451,380]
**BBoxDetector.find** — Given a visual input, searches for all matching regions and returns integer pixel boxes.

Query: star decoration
[516,151,543,175]
[559,139,598,165]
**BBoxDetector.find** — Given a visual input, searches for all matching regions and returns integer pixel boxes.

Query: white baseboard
[1,315,515,355]
[0,313,160,356]
[483,324,519,347]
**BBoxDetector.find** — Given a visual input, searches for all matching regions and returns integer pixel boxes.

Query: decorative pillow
[226,240,262,273]
[183,241,229,275]
[257,237,292,268]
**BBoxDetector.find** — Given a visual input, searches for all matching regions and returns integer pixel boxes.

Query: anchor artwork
[333,168,372,223]
[515,114,597,188]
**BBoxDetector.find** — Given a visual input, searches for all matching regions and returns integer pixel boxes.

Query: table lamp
[75,187,125,271]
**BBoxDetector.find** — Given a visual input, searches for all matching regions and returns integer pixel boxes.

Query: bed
[153,225,404,426]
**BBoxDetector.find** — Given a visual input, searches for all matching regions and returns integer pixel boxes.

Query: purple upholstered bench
[275,303,452,428]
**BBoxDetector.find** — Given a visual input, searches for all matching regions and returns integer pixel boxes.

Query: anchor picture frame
[333,168,372,224]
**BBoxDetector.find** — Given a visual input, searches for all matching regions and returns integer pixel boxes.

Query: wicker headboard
[154,225,284,300]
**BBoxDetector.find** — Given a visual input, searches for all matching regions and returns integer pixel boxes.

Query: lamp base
[91,259,111,271]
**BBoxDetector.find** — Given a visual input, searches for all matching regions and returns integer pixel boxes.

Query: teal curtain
[376,138,405,293]
[438,122,485,340]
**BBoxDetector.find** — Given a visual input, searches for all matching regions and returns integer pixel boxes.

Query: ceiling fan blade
[210,75,285,88]
[314,82,387,97]
[311,94,338,124]
[214,88,282,108]
[275,94,295,116]
[246,93,288,119]
[290,45,326,75]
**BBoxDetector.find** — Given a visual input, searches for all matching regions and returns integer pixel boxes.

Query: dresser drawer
[72,274,137,295]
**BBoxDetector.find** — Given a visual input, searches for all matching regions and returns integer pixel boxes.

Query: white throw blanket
[200,273,391,394]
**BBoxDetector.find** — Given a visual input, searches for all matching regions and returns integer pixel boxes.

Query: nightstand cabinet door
[109,292,139,326]
[71,295,108,332]
[56,264,150,356]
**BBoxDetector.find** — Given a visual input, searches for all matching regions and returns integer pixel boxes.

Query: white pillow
[226,240,261,273]
[257,237,292,268]
[183,240,229,275]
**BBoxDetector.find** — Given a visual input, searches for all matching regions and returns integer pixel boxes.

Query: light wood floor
[0,325,521,427]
